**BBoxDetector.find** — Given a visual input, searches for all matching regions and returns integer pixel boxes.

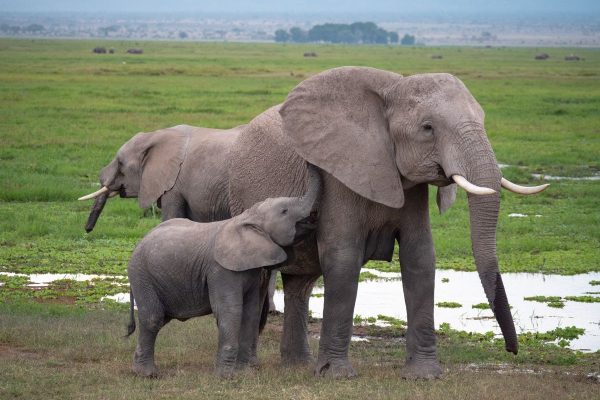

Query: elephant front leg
[314,249,362,378]
[159,190,187,221]
[397,218,442,379]
[280,272,319,365]
[210,284,244,378]
[236,279,261,369]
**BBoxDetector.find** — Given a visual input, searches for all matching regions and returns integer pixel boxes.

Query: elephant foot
[401,359,442,380]
[132,361,158,378]
[314,357,357,378]
[236,355,259,370]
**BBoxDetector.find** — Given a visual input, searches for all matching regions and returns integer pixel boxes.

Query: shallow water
[274,270,600,351]
[3,270,599,351]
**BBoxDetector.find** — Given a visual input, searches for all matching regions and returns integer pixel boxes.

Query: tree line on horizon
[274,22,415,45]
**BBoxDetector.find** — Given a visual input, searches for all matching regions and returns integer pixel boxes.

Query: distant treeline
[275,22,401,44]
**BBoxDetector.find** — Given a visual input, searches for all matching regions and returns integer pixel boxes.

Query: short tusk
[78,186,109,201]
[109,191,119,198]
[452,175,496,195]
[501,177,549,195]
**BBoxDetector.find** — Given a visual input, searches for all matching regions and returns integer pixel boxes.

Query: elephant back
[228,105,308,216]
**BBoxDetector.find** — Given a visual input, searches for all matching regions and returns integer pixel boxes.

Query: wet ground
[3,269,599,351]
[273,270,600,351]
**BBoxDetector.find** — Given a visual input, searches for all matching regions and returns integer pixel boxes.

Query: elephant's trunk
[297,164,322,215]
[85,192,109,233]
[447,123,518,354]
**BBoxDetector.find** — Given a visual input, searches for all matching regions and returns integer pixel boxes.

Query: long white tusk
[452,175,496,195]
[78,186,109,201]
[501,177,549,195]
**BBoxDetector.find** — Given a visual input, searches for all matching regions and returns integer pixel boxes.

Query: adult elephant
[79,124,243,231]
[227,67,548,378]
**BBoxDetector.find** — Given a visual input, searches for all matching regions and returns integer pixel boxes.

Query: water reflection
[273,270,600,351]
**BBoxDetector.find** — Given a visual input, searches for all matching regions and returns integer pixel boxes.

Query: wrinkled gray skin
[228,67,518,378]
[126,165,321,378]
[85,124,242,232]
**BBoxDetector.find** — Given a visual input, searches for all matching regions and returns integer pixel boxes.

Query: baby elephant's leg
[236,272,262,369]
[210,276,244,378]
[133,292,168,378]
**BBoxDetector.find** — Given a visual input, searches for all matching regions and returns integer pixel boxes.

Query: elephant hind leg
[132,294,168,378]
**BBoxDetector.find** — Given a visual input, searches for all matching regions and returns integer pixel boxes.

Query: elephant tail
[125,290,136,338]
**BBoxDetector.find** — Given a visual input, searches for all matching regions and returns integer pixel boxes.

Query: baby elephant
[126,165,321,378]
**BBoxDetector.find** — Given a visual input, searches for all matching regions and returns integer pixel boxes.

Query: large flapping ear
[138,128,190,209]
[214,212,288,272]
[436,184,457,214]
[280,66,405,208]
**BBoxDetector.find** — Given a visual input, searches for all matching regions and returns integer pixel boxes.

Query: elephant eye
[423,123,433,131]
[281,209,288,215]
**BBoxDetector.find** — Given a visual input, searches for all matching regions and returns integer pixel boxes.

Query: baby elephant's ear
[214,219,287,272]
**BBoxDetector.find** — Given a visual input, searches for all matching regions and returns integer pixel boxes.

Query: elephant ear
[437,184,457,214]
[280,66,405,208]
[138,129,190,209]
[214,212,288,272]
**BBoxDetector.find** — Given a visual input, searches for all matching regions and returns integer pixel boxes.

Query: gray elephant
[227,67,548,378]
[78,124,243,232]
[125,165,321,378]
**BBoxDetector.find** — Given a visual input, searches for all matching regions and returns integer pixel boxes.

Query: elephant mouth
[429,165,453,187]
[293,212,319,243]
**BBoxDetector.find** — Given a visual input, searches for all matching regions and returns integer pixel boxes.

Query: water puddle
[274,270,600,352]
[3,271,599,351]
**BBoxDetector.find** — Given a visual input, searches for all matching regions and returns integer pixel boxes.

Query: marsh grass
[1,301,599,400]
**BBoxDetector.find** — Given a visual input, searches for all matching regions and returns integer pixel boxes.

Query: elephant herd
[79,66,548,379]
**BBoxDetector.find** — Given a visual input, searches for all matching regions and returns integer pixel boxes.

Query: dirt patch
[0,344,42,360]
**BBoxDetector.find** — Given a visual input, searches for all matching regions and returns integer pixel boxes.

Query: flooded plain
[273,269,600,351]
[3,270,599,351]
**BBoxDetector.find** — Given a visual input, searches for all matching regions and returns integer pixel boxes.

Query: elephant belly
[364,227,397,263]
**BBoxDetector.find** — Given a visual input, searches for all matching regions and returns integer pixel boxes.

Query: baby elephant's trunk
[297,164,322,216]
[125,290,136,338]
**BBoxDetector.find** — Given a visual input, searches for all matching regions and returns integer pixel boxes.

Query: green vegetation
[0,39,598,397]
[436,302,463,308]
[524,295,562,303]
[564,295,600,303]
[275,22,398,44]
[590,280,600,286]
[472,302,490,310]
[0,301,598,399]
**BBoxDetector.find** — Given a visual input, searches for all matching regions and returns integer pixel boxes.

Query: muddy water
[273,270,600,351]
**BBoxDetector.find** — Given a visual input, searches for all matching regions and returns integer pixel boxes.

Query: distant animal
[92,47,107,54]
[431,54,443,59]
[303,52,318,57]
[535,53,549,60]
[564,54,580,61]
[126,48,143,54]
[108,48,115,54]
[125,165,321,378]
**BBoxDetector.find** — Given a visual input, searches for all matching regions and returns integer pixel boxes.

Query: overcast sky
[1,0,598,15]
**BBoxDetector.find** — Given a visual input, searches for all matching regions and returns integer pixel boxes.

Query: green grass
[2,300,598,400]
[0,38,599,398]
[0,38,598,277]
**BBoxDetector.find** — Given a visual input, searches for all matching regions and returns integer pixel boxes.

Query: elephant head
[79,127,190,232]
[214,164,321,271]
[280,67,548,354]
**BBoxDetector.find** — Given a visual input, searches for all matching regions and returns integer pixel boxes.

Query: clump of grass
[311,293,324,298]
[564,295,600,303]
[589,280,600,286]
[358,271,380,282]
[376,314,406,328]
[524,295,562,303]
[472,302,490,310]
[547,301,565,308]
[436,301,462,308]
[441,277,450,283]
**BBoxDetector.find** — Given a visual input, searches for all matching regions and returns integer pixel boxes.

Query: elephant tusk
[109,191,120,198]
[78,186,109,201]
[501,177,549,195]
[452,175,496,195]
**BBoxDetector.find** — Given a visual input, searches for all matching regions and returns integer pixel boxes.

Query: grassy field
[0,38,599,398]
